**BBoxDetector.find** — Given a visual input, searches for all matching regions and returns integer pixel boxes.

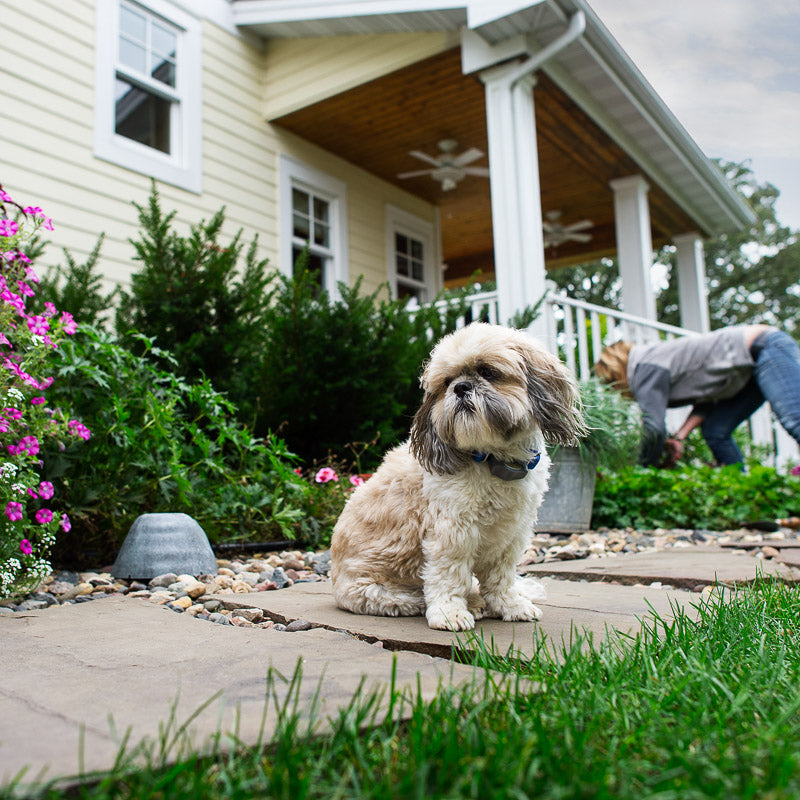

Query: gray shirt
[626,327,754,464]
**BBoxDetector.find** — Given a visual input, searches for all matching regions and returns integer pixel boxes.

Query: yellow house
[1,0,753,337]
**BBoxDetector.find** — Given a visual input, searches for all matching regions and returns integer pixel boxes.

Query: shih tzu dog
[330,323,586,631]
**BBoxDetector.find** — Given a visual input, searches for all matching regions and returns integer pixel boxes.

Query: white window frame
[385,205,441,305]
[279,155,348,297]
[94,0,203,194]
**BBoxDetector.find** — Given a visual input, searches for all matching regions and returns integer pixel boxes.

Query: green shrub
[35,233,117,327]
[42,325,312,567]
[592,463,799,530]
[115,184,273,427]
[258,266,470,466]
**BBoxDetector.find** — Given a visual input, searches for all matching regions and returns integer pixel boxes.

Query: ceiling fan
[542,210,593,248]
[397,139,490,191]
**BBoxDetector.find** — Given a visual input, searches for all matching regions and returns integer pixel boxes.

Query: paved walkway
[3,545,798,790]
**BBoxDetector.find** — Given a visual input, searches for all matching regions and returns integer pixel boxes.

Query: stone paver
[219,579,701,660]
[520,547,800,588]
[0,596,478,788]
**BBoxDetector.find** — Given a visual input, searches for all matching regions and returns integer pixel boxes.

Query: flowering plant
[0,187,88,598]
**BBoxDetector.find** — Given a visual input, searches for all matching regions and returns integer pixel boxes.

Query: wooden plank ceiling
[274,47,698,285]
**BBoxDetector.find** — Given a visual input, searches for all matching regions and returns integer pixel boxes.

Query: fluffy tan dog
[330,323,586,631]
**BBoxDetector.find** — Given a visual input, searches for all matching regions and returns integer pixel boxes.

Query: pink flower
[0,419,8,433]
[27,487,39,499]
[0,190,12,202]
[26,315,50,336]
[315,467,338,484]
[791,465,800,476]
[38,481,54,500]
[61,513,71,533]
[17,281,35,299]
[43,302,57,318]
[35,508,53,524]
[5,502,23,522]
[16,435,40,456]
[68,420,91,440]
[31,396,45,405]
[19,539,32,556]
[59,312,77,335]
[0,333,10,348]
[294,468,303,476]
[349,475,365,487]
[0,219,19,237]
[3,407,22,420]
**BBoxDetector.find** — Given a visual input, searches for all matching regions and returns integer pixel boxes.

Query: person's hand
[662,438,684,468]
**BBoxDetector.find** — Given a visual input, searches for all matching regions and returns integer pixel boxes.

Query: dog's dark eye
[477,365,499,381]
[443,377,453,388]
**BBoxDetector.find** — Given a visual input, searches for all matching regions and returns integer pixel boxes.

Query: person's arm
[664,410,705,464]
[630,364,671,466]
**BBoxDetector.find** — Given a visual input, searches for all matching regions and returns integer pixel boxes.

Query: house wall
[0,0,439,300]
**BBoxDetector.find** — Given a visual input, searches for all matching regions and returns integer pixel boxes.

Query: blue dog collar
[472,449,541,481]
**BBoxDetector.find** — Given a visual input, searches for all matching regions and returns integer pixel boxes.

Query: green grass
[9,579,800,799]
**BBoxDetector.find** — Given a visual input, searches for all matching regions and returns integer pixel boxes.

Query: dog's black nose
[453,380,473,398]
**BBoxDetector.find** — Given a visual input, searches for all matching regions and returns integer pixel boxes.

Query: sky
[587,0,800,232]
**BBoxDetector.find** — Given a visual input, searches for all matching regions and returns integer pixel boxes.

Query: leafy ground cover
[593,462,799,530]
[10,578,800,799]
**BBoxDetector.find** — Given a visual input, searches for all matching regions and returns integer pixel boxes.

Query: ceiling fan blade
[397,169,436,179]
[567,233,592,243]
[565,219,594,232]
[462,167,490,177]
[452,147,484,167]
[408,150,441,167]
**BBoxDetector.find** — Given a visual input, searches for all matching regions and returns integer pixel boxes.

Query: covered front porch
[234,0,753,342]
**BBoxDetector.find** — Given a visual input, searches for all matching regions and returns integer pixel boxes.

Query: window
[386,206,440,306]
[95,0,202,193]
[279,155,348,296]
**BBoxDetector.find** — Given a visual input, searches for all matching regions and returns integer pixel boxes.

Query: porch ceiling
[273,47,699,284]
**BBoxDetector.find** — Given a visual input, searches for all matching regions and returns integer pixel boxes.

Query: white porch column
[610,175,656,321]
[481,65,547,341]
[673,232,710,333]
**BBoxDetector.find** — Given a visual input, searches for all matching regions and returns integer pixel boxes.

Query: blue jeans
[700,330,800,465]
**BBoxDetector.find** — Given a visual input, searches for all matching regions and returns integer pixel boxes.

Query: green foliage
[42,325,312,566]
[115,183,273,426]
[259,266,469,466]
[592,463,800,530]
[575,377,641,471]
[35,234,117,326]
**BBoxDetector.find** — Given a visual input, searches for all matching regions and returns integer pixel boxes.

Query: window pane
[115,77,171,153]
[396,255,409,277]
[313,197,329,225]
[410,239,423,260]
[314,221,330,248]
[292,188,309,215]
[412,260,424,283]
[119,38,146,73]
[397,283,421,303]
[395,233,408,254]
[293,246,325,290]
[292,211,309,240]
[120,5,146,43]
[151,24,176,87]
[150,55,176,87]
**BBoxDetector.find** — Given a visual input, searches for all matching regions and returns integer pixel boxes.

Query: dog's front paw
[426,601,475,631]
[484,590,542,622]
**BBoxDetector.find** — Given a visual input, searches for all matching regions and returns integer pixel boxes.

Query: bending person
[595,325,800,467]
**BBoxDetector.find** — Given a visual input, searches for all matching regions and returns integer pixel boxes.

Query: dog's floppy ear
[518,345,588,447]
[410,391,469,475]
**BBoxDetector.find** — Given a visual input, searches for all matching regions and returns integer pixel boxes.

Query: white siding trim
[279,154,349,296]
[94,0,203,194]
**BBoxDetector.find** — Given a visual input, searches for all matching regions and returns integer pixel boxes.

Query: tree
[549,160,799,335]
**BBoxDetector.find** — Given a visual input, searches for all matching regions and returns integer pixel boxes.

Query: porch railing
[425,286,798,469]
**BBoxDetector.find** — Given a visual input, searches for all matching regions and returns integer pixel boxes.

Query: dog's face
[410,324,586,474]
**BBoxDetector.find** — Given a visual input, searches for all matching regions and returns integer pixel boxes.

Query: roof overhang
[231,0,755,235]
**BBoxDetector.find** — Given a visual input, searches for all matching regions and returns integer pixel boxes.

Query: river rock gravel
[2,526,797,621]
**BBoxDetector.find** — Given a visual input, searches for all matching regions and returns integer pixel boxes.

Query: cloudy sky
[587,0,800,232]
